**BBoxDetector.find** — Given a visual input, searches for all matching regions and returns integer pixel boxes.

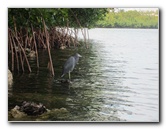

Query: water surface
[8,28,159,122]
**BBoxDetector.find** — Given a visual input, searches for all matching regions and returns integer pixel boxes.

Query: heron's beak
[78,54,82,57]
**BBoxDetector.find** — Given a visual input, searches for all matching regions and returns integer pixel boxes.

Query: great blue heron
[61,53,82,79]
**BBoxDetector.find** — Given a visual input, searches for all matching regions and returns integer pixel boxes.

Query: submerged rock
[36,107,69,121]
[51,107,68,113]
[8,69,13,86]
[59,79,72,84]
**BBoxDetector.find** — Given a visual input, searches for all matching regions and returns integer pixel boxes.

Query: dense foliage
[96,9,158,28]
[8,8,108,29]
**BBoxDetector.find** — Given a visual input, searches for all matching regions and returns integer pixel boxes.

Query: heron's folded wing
[63,56,75,73]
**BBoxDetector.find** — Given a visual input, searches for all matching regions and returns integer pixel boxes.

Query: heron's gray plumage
[61,53,82,79]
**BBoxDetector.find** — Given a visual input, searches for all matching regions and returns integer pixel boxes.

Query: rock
[52,107,68,113]
[10,105,27,118]
[60,45,66,50]
[36,107,69,121]
[27,51,36,58]
[20,101,47,116]
[9,102,69,120]
[8,69,13,86]
[59,107,68,112]
[15,46,19,52]
[9,101,47,119]
[60,79,72,84]
[25,48,31,53]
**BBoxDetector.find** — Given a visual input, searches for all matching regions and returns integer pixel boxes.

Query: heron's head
[74,53,82,64]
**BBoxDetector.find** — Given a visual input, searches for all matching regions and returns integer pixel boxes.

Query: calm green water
[8,28,159,122]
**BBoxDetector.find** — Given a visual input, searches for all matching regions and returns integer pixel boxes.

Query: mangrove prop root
[31,25,39,68]
[43,19,54,76]
[8,18,88,74]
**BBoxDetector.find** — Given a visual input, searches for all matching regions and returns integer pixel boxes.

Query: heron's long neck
[74,56,79,64]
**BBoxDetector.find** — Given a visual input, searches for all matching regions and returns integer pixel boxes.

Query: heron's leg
[69,71,71,80]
